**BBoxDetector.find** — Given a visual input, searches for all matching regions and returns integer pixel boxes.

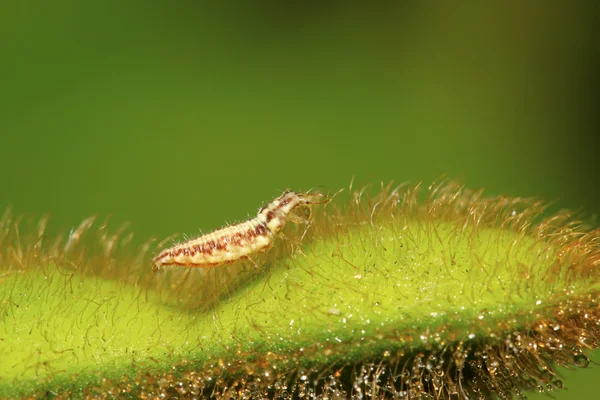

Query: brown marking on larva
[216,237,230,251]
[254,223,268,236]
[155,252,169,261]
[279,197,292,207]
[245,230,256,241]
[266,211,276,222]
[166,260,223,267]
[233,232,243,246]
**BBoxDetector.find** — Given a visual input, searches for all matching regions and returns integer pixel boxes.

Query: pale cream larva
[152,190,327,272]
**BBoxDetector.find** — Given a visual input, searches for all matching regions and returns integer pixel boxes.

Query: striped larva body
[152,190,327,272]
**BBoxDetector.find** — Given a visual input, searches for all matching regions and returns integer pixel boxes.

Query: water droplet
[553,380,564,389]
[574,354,589,368]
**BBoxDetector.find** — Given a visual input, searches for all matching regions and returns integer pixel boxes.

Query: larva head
[296,191,329,206]
[261,190,327,217]
[258,190,330,231]
[286,192,329,223]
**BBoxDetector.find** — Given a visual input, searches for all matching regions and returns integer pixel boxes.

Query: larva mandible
[152,190,328,272]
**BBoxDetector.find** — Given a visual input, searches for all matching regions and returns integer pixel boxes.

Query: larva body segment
[152,190,327,271]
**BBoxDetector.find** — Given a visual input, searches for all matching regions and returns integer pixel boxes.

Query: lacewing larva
[152,190,328,272]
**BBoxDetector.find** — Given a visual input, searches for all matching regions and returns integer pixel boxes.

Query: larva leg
[286,237,308,258]
[280,224,312,259]
[301,192,329,205]
[246,255,260,269]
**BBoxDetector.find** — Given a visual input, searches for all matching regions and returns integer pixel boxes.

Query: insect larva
[152,190,328,272]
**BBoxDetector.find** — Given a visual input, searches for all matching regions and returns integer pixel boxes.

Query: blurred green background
[1,1,598,398]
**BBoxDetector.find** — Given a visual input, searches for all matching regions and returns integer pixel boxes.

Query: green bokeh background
[1,1,598,398]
